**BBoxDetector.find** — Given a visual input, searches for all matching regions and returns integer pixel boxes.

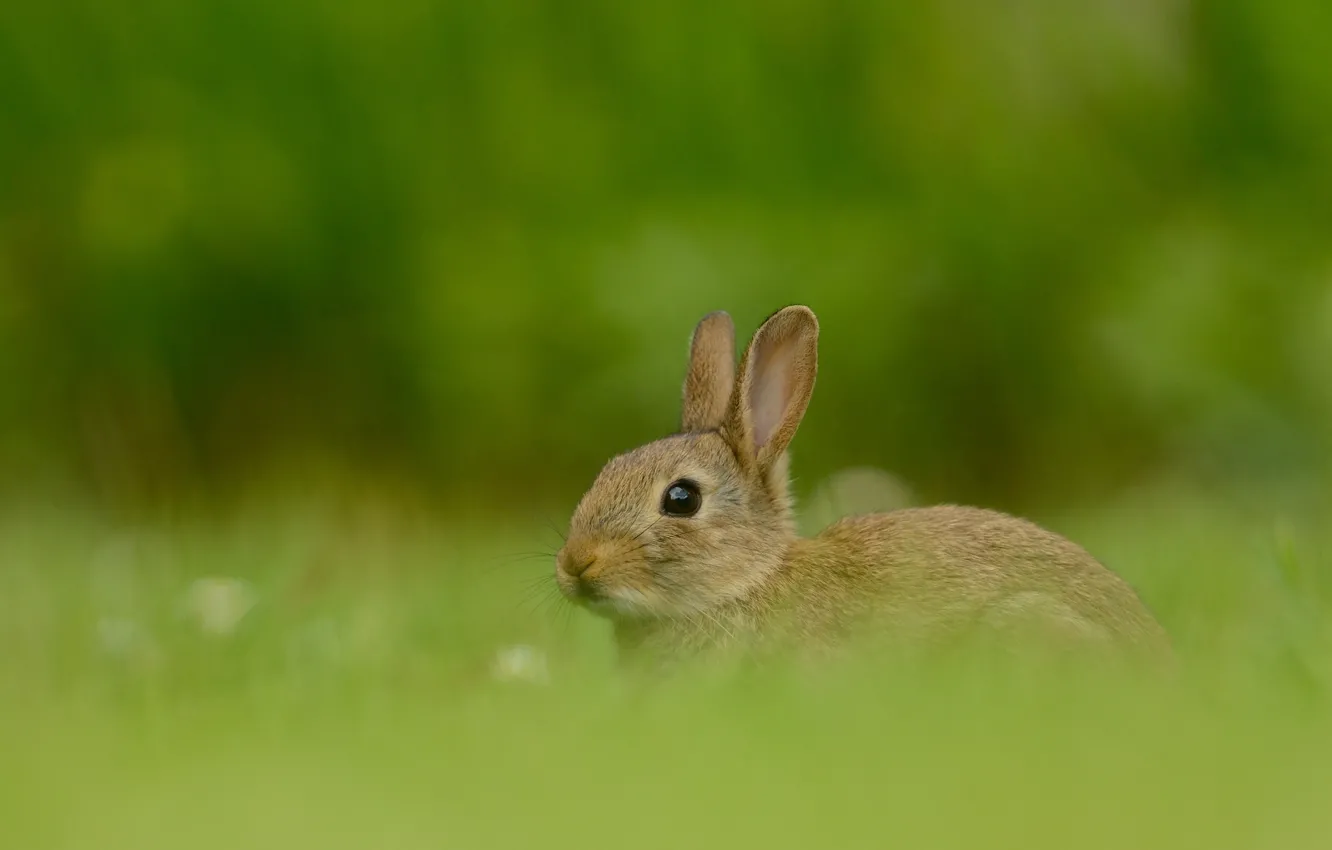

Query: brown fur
[681,311,736,432]
[555,306,1172,671]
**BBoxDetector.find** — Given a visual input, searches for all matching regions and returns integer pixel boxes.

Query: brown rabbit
[555,306,1171,670]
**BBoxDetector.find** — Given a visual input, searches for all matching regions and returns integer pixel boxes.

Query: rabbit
[554,306,1172,671]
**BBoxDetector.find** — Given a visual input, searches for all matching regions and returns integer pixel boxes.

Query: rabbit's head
[555,307,819,621]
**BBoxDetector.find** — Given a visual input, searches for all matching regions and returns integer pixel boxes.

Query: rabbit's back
[781,505,1170,654]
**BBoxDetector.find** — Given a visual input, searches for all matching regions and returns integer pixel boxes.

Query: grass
[3,481,1332,850]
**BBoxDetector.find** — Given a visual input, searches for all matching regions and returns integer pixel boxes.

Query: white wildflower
[182,576,256,636]
[490,644,550,685]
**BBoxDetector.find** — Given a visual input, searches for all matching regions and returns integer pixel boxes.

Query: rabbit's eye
[661,479,702,517]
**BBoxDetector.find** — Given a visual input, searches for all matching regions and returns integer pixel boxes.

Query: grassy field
[3,481,1332,850]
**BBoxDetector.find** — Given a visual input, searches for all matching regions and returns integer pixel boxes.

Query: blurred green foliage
[2,0,1331,514]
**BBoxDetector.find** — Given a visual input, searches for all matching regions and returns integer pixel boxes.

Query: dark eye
[661,479,702,517]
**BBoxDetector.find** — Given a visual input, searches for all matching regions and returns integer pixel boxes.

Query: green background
[4,0,1331,515]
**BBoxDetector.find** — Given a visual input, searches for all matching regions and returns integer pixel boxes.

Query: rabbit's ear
[681,311,736,432]
[724,306,819,472]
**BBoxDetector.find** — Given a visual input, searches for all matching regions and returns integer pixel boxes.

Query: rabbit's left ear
[681,311,736,432]
[723,306,819,473]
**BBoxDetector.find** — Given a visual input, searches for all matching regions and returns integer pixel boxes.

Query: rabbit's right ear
[681,311,736,432]
[723,306,819,474]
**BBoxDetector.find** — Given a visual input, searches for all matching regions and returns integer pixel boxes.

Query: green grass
[3,486,1332,850]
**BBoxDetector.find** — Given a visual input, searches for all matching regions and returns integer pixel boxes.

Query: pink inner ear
[749,338,796,450]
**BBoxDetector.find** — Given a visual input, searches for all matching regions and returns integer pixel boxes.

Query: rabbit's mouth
[562,578,657,619]
[562,576,607,605]
[559,573,624,611]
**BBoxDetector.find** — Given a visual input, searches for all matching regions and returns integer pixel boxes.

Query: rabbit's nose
[557,545,597,578]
